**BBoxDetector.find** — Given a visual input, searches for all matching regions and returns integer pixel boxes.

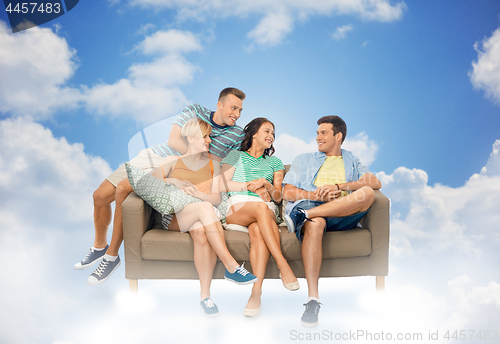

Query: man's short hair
[317,115,347,143]
[218,87,246,102]
[181,118,212,139]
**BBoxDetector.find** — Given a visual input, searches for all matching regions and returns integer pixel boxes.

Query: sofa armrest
[122,191,153,279]
[361,190,390,276]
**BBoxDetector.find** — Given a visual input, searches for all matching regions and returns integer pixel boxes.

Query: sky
[0,0,500,343]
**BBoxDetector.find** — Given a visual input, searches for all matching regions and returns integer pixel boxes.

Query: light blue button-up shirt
[282,149,371,214]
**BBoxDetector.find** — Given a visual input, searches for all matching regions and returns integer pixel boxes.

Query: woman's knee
[190,225,208,245]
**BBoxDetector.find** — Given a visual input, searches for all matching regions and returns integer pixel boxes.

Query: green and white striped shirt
[222,150,284,197]
[151,104,245,159]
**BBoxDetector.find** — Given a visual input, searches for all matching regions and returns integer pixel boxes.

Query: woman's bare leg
[246,222,270,310]
[170,202,239,273]
[188,222,217,300]
[226,202,296,284]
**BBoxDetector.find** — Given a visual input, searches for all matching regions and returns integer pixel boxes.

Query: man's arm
[283,183,335,202]
[339,172,381,191]
[167,124,187,155]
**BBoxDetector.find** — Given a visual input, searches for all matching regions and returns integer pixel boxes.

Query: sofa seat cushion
[279,228,372,261]
[141,226,371,262]
[141,229,251,261]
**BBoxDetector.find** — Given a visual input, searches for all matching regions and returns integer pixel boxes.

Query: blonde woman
[151,118,257,316]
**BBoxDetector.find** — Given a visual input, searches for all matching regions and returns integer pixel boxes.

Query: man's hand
[314,185,341,201]
[254,187,271,202]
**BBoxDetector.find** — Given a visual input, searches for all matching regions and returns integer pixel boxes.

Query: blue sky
[1,1,500,343]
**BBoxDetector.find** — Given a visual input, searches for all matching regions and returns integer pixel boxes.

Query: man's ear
[216,101,223,110]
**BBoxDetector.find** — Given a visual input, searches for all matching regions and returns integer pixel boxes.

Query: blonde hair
[181,118,211,139]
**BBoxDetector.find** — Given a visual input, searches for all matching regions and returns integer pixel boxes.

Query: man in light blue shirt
[283,115,382,327]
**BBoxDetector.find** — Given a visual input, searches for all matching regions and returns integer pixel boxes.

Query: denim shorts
[292,200,369,242]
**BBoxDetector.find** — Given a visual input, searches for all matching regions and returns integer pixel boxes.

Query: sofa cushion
[141,226,371,262]
[141,229,251,262]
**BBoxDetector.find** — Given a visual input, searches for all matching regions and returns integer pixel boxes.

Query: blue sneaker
[87,255,121,286]
[301,300,321,327]
[74,245,108,270]
[224,263,258,285]
[284,207,312,234]
[200,298,219,317]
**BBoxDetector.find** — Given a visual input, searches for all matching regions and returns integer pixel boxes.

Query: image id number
[5,2,61,14]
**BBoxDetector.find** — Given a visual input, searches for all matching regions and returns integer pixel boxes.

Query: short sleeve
[354,156,371,179]
[270,156,284,172]
[173,104,197,128]
[282,154,302,187]
[221,150,241,167]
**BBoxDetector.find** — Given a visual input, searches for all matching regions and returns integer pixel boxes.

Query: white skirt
[224,195,279,233]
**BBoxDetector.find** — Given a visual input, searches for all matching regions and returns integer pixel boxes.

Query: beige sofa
[122,166,390,292]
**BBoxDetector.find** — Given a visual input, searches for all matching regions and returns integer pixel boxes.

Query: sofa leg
[376,276,385,292]
[129,279,138,294]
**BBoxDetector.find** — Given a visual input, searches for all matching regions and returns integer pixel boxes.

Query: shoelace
[299,209,313,223]
[235,262,249,276]
[303,301,321,315]
[203,299,216,308]
[93,259,109,277]
[83,247,96,263]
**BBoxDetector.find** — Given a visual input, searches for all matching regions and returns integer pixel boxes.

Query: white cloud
[136,29,202,55]
[247,11,294,47]
[0,21,81,118]
[331,24,354,40]
[0,22,200,125]
[83,80,189,124]
[274,131,379,166]
[470,28,500,105]
[377,140,500,269]
[124,0,406,47]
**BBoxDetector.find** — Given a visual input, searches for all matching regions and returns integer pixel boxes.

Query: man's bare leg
[92,180,116,249]
[306,186,375,219]
[301,217,326,299]
[106,179,134,256]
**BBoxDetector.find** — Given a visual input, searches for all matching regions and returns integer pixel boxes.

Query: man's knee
[115,179,133,203]
[303,217,326,240]
[358,186,375,208]
[93,180,115,205]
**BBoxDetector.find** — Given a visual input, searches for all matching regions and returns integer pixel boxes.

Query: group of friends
[74,87,382,327]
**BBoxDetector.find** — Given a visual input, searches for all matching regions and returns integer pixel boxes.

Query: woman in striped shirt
[222,117,299,317]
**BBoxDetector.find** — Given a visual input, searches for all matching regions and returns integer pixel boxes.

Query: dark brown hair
[240,117,275,157]
[218,87,246,102]
[317,115,347,143]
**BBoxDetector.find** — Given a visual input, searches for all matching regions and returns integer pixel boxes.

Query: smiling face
[188,131,211,153]
[316,123,342,155]
[215,94,243,126]
[253,121,275,150]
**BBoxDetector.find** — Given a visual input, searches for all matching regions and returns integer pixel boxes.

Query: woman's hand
[254,187,271,202]
[166,178,184,190]
[182,180,207,200]
[247,178,269,193]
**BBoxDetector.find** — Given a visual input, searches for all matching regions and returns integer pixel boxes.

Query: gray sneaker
[74,245,108,270]
[301,300,321,327]
[87,256,121,286]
